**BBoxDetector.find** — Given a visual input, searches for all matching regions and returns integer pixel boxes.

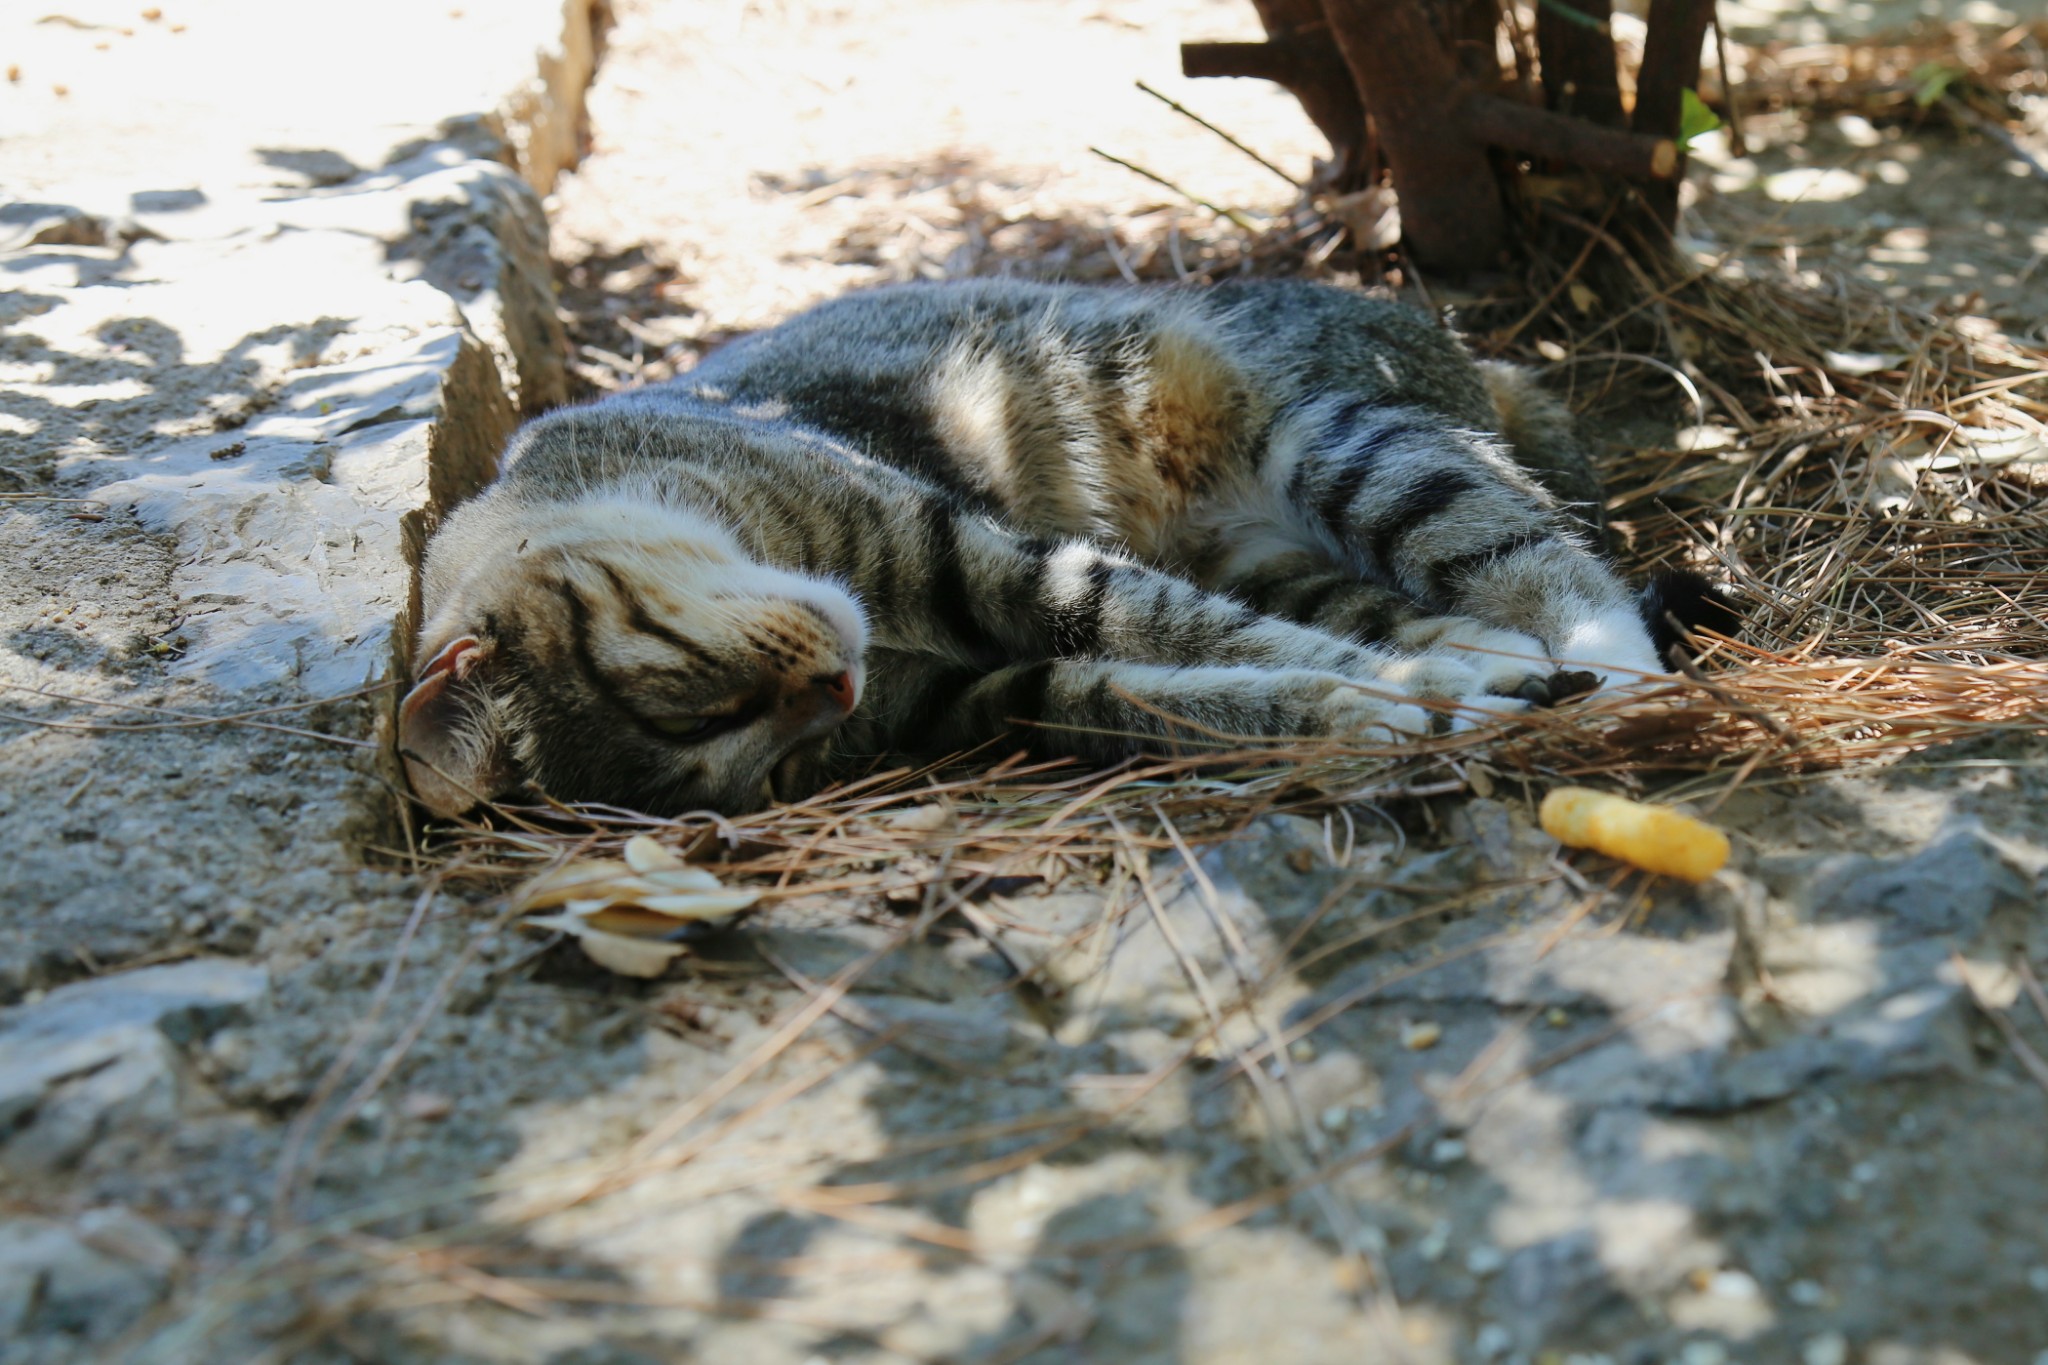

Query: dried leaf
[623,833,687,873]
[512,846,759,978]
[525,914,688,978]
[633,890,760,918]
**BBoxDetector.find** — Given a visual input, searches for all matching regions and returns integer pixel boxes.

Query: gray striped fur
[401,279,1663,816]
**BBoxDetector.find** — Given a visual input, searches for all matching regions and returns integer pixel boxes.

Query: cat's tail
[1638,570,1742,668]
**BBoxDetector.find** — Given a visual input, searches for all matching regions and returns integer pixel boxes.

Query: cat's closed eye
[649,713,739,742]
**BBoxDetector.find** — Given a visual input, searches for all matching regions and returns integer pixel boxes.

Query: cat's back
[677,280,1271,542]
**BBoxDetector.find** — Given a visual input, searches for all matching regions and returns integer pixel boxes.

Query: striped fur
[402,280,1665,817]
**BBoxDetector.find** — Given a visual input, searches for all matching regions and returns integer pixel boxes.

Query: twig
[1943,94,2048,185]
[1088,147,1258,232]
[1711,14,1748,156]
[1134,79,1298,187]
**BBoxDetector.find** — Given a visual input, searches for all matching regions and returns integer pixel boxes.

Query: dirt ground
[7,1,2048,1362]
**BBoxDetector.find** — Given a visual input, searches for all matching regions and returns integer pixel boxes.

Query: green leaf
[1678,89,1723,148]
[1536,0,1610,33]
[1911,61,1961,109]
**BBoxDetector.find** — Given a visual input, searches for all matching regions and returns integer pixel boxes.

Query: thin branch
[1087,147,1258,231]
[1135,79,1299,187]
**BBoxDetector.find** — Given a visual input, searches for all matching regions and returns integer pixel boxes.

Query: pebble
[1401,1020,1443,1051]
[1465,1243,1505,1276]
[1707,1269,1761,1300]
[1429,1137,1468,1165]
[1787,1278,1827,1307]
[1417,1219,1453,1262]
[1678,1342,1729,1365]
[1289,1038,1317,1063]
[1474,1323,1512,1358]
[400,1090,453,1122]
[1801,1331,1849,1365]
[2028,1265,2048,1293]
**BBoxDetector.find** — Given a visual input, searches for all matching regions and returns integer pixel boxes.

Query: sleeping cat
[401,279,1719,818]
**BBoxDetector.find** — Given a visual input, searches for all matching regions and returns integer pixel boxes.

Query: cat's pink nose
[818,670,856,713]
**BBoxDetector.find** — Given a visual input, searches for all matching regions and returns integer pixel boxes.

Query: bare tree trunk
[1183,0,1374,186]
[1182,0,1702,270]
[1536,0,1624,126]
[1632,0,1715,223]
[1320,0,1506,270]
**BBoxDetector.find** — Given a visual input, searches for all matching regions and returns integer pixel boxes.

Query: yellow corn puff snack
[1538,787,1729,882]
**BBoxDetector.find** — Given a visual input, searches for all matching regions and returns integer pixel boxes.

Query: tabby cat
[402,279,1718,817]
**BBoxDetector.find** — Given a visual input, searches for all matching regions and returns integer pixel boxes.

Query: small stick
[1712,16,1748,156]
[1134,79,1298,187]
[1462,92,1679,179]
[1666,629,1801,748]
[1943,94,2048,185]
[1088,146,1258,232]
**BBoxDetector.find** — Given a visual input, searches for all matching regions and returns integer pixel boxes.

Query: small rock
[1474,1322,1513,1358]
[1787,1278,1827,1307]
[0,959,266,1173]
[2029,1264,2048,1293]
[1802,1331,1849,1365]
[1429,1137,1468,1166]
[1708,1268,1761,1300]
[1465,1243,1506,1276]
[400,1090,454,1122]
[74,1207,182,1274]
[1678,1342,1729,1365]
[0,1216,173,1340]
[1401,1020,1443,1051]
[1417,1219,1452,1262]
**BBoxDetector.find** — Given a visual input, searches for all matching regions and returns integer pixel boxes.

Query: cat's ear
[398,636,513,818]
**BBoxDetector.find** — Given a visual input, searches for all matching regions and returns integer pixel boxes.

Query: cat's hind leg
[1195,529,1578,707]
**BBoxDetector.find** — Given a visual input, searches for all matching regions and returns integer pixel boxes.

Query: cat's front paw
[1394,617,1556,702]
[1306,678,1434,742]
[1555,608,1669,695]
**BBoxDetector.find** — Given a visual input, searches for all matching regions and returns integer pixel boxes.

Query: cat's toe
[1508,668,1601,707]
[1314,687,1433,742]
[1447,695,1532,734]
[1399,618,1554,697]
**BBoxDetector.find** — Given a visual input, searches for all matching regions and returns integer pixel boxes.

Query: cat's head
[400,490,868,818]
